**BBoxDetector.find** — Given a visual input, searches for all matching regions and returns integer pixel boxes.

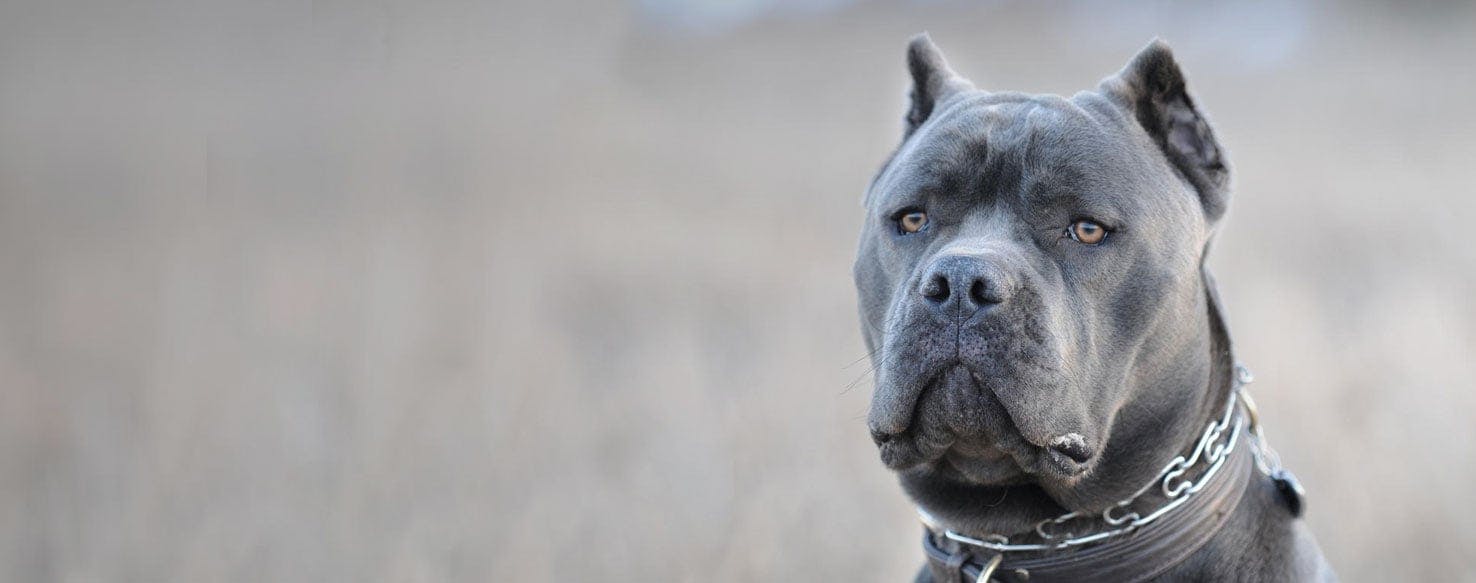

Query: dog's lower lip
[1048,433,1093,464]
[938,451,1028,485]
[878,439,925,471]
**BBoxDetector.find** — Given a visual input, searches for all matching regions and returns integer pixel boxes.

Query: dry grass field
[2,1,1474,580]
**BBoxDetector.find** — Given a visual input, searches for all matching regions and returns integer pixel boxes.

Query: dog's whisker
[843,348,882,370]
[840,345,912,396]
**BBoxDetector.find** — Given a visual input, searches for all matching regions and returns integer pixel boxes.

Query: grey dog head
[855,35,1233,524]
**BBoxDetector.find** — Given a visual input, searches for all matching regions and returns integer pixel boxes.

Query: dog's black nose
[919,254,1006,316]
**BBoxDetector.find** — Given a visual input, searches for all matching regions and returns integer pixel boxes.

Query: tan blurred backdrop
[2,1,1475,581]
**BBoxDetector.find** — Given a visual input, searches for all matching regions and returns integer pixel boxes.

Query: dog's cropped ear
[904,33,973,138]
[1101,40,1230,222]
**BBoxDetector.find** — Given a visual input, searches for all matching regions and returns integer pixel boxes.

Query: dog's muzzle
[866,253,1096,481]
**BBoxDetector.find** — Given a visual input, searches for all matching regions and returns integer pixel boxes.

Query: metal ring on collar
[975,553,1003,583]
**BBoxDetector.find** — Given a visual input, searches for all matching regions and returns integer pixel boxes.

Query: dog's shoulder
[1156,475,1336,582]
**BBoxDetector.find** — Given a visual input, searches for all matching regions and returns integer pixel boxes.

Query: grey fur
[855,34,1333,581]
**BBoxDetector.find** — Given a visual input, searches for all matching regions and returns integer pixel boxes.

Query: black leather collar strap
[923,435,1254,583]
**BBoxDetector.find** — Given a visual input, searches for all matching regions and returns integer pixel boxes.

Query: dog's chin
[937,448,1032,485]
[905,444,1099,532]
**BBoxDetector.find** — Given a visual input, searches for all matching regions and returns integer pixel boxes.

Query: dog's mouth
[936,442,1033,485]
[872,365,1096,485]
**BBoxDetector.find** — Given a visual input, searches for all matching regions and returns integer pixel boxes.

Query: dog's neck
[919,423,1257,582]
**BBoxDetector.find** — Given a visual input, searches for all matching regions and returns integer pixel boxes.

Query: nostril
[921,274,950,303]
[970,279,999,305]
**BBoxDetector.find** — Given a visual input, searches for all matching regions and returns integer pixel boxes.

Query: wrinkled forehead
[869,92,1152,211]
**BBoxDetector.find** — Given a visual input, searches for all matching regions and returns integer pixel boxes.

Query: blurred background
[2,0,1474,580]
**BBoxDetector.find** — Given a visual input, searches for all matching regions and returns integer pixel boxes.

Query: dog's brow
[1022,184,1080,207]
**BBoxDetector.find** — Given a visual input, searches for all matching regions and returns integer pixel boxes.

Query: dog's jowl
[854,35,1334,582]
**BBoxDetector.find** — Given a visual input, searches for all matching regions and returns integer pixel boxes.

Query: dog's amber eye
[898,211,928,234]
[1069,219,1107,245]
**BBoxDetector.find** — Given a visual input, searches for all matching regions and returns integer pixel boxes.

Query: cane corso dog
[854,35,1333,581]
